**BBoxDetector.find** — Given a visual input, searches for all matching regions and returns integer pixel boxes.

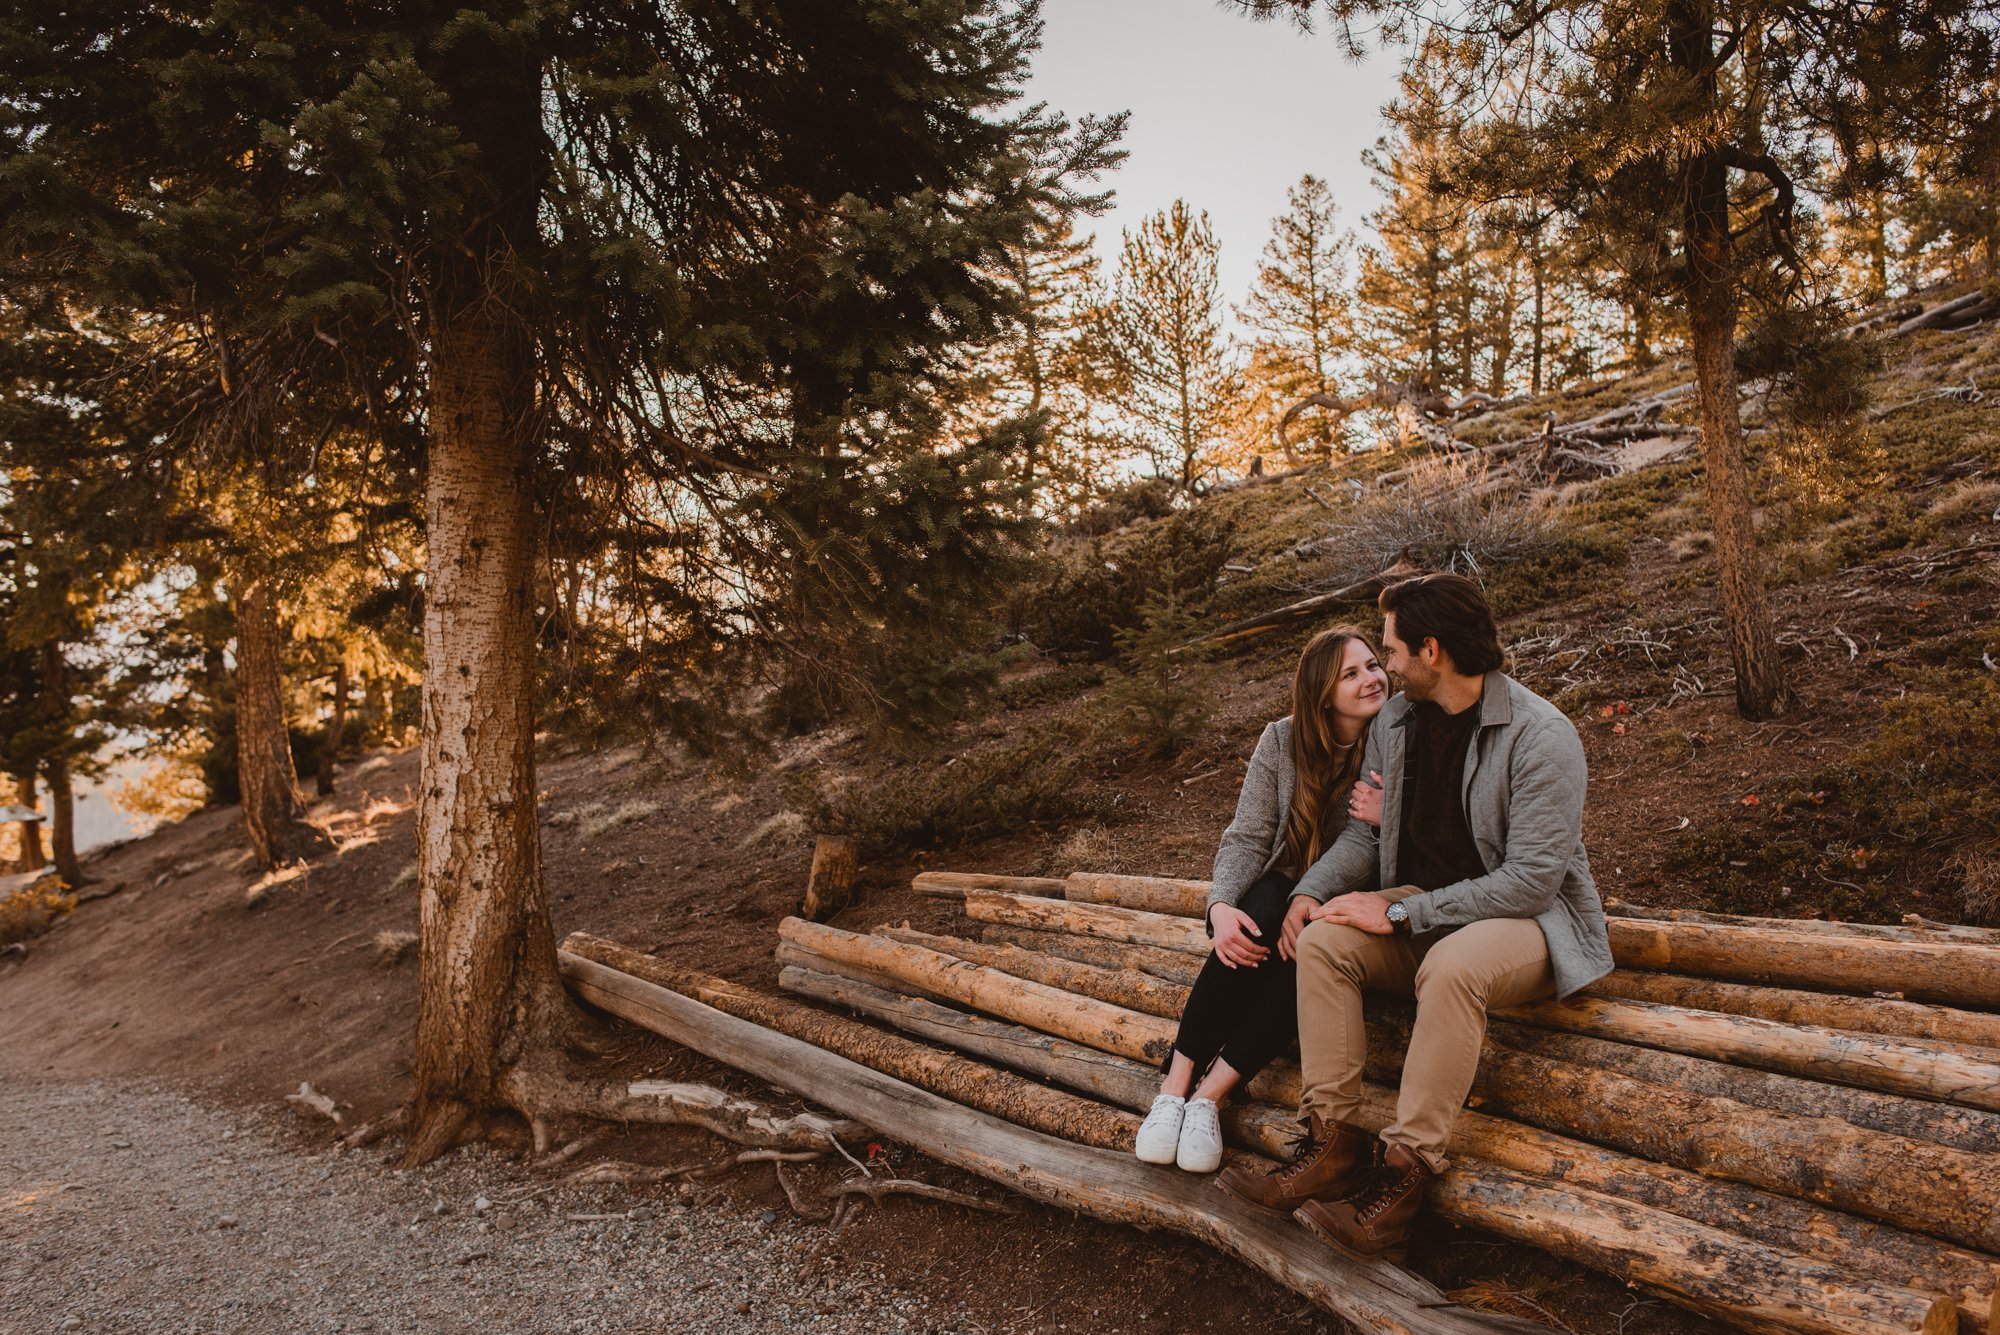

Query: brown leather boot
[1215,1113,1373,1214]
[1294,1142,1436,1264]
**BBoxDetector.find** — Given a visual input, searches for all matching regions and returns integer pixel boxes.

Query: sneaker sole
[1175,1152,1222,1173]
[1293,1207,1408,1267]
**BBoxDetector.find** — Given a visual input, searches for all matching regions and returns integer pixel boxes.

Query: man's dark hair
[1378,573,1504,676]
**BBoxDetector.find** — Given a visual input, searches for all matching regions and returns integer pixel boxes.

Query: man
[1217,573,1613,1262]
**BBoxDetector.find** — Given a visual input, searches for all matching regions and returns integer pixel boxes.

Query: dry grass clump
[0,878,74,948]
[1668,530,1714,562]
[570,798,662,841]
[389,862,417,892]
[373,929,419,968]
[739,809,809,850]
[1926,477,2000,527]
[1307,454,1567,586]
[1049,825,1132,876]
[1954,851,2000,927]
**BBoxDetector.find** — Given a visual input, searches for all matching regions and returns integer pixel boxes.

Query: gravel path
[0,1077,994,1335]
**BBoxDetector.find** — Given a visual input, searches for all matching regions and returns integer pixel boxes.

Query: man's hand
[1277,894,1316,960]
[1310,890,1394,935]
[1209,902,1271,968]
[1348,771,1385,828]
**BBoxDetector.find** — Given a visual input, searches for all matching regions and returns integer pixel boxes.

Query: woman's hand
[1209,902,1271,969]
[1348,770,1385,828]
[1278,894,1317,961]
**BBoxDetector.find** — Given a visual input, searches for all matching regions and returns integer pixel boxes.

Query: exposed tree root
[340,1106,407,1151]
[823,1177,1014,1217]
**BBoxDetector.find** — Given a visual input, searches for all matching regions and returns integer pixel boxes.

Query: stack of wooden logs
[559,869,2000,1335]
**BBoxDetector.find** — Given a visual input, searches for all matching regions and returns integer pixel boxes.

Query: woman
[1135,626,1388,1172]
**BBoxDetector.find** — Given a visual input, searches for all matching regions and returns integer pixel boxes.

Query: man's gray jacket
[1292,671,1614,999]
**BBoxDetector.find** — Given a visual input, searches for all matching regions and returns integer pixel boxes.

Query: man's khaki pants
[1294,917,1554,1172]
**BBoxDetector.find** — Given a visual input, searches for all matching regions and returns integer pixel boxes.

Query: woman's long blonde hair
[1275,625,1372,878]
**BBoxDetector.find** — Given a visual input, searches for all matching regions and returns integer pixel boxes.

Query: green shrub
[1102,592,1214,757]
[1484,527,1630,618]
[1015,507,1237,659]
[0,876,74,948]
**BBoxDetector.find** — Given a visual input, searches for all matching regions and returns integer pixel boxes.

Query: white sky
[1025,0,1405,317]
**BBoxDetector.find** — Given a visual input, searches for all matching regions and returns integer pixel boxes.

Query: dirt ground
[5,433,1994,1332]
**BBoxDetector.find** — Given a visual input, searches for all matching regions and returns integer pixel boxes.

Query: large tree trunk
[232,581,329,868]
[404,33,567,1167]
[1671,0,1792,720]
[315,659,348,797]
[11,773,45,873]
[39,642,82,886]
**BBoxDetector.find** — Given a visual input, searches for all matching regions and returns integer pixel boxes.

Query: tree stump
[800,834,858,922]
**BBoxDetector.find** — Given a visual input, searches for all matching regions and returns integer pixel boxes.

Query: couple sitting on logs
[1135,572,1613,1264]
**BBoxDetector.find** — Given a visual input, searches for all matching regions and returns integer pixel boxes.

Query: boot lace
[1347,1157,1423,1222]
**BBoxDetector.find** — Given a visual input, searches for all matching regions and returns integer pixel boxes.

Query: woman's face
[1328,637,1389,723]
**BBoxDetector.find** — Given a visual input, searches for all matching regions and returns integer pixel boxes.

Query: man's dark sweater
[1396,699,1488,894]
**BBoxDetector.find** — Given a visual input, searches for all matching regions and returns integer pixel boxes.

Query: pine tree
[1241,175,1353,457]
[1,0,1103,1159]
[1236,0,1996,719]
[1104,591,1213,757]
[1106,202,1241,491]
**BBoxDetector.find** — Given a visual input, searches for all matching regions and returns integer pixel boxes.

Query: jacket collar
[1389,671,1514,729]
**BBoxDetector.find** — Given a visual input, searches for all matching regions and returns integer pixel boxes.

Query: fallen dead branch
[284,1081,342,1124]
[822,1176,1014,1215]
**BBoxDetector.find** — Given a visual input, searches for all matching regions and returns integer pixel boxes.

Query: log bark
[879,925,1191,1019]
[552,952,1546,1335]
[776,918,1177,1064]
[778,967,1997,1334]
[800,834,858,922]
[1605,901,2000,947]
[1488,1018,2000,1155]
[404,40,568,1166]
[1190,562,1423,648]
[1587,970,2000,1050]
[1466,1040,2000,1255]
[1606,918,2000,1008]
[978,924,1205,986]
[231,583,332,869]
[963,889,1208,954]
[1433,1167,1953,1335]
[817,927,2000,1254]
[1895,291,1991,335]
[1065,872,1209,918]
[560,936,1141,1151]
[911,871,1065,900]
[1496,993,2000,1111]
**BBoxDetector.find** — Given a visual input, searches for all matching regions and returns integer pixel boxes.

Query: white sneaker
[1176,1097,1224,1173]
[1135,1094,1185,1164]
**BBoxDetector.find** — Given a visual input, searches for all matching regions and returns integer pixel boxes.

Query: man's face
[1381,612,1440,702]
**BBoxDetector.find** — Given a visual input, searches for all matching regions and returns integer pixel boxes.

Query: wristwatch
[1385,901,1411,935]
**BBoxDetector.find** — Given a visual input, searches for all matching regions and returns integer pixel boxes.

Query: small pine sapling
[1104,591,1214,757]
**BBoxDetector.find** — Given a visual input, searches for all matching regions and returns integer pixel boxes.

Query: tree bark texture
[962,888,1208,954]
[1604,900,2000,947]
[800,834,858,922]
[559,954,1548,1335]
[977,923,1205,986]
[776,963,1997,1334]
[910,870,1066,900]
[1588,969,2000,1050]
[579,946,1965,1335]
[1065,871,1210,917]
[1668,0,1791,720]
[405,32,562,1166]
[39,642,81,885]
[1606,918,2000,1008]
[315,659,348,797]
[11,773,45,872]
[232,582,329,869]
